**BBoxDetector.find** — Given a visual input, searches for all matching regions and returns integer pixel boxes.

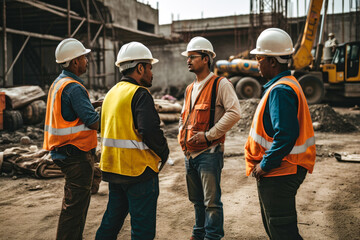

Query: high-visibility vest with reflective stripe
[43,77,97,152]
[100,81,160,176]
[178,75,225,152]
[245,76,316,177]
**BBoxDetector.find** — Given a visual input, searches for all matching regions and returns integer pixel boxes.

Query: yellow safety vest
[100,81,160,176]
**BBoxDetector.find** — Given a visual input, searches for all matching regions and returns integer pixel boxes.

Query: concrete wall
[171,14,253,32]
[102,0,159,34]
[325,13,359,43]
[99,37,117,88]
[147,35,245,95]
[148,43,193,96]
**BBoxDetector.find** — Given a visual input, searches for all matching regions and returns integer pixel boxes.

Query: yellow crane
[215,0,360,104]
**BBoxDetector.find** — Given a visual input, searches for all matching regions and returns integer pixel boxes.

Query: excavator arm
[292,0,324,70]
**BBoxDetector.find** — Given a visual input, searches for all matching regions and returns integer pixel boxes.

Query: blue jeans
[185,151,224,240]
[95,176,159,240]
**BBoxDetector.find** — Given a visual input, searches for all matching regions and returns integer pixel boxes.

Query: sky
[139,0,355,25]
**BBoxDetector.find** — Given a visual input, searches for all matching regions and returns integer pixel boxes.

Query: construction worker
[179,36,241,240]
[245,28,316,239]
[323,32,338,63]
[43,38,101,240]
[95,42,169,240]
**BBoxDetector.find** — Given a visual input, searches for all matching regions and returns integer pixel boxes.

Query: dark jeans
[185,151,224,240]
[257,166,307,240]
[53,152,95,240]
[95,176,159,240]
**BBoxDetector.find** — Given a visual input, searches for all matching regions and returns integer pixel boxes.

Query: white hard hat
[181,36,216,58]
[250,28,294,56]
[55,38,91,64]
[115,42,158,72]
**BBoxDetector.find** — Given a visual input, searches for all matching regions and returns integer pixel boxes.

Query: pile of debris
[309,104,358,133]
[239,99,259,132]
[0,125,44,146]
[230,100,359,134]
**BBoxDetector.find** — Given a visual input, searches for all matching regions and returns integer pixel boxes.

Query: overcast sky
[140,0,355,25]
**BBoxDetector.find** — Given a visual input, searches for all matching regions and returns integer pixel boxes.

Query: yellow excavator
[215,0,360,104]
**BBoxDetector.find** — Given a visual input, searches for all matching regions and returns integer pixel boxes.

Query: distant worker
[95,42,169,239]
[43,38,102,240]
[178,36,241,240]
[323,32,338,63]
[245,28,316,239]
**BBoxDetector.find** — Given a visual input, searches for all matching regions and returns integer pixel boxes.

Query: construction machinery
[215,0,360,104]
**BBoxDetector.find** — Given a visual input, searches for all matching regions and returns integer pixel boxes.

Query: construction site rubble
[1,98,359,179]
[154,98,182,124]
[229,99,360,134]
[309,104,358,132]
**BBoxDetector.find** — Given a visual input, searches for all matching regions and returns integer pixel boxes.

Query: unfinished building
[1,0,359,94]
[0,0,167,89]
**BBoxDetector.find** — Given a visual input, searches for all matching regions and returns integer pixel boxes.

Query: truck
[214,0,360,104]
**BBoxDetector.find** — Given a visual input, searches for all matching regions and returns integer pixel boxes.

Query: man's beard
[140,78,152,88]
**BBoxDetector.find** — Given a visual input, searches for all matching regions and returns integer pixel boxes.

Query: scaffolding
[249,0,290,51]
[1,0,166,89]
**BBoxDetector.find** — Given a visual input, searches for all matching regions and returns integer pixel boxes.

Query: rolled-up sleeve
[67,83,99,126]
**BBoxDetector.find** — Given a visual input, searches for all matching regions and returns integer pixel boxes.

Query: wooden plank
[334,153,360,163]
[0,27,63,41]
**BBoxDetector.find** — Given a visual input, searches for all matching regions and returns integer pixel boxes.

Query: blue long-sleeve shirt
[260,70,300,172]
[50,70,99,159]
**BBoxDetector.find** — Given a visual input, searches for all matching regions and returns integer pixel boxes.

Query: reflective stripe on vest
[245,75,316,177]
[43,76,97,152]
[45,124,91,136]
[249,127,315,154]
[102,138,149,150]
[250,77,314,155]
[45,77,91,136]
[100,81,160,176]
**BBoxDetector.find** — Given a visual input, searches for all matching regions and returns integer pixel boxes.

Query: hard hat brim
[56,48,91,64]
[181,50,216,58]
[115,57,159,67]
[250,48,294,56]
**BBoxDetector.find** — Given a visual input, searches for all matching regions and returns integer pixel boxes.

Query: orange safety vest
[43,77,97,152]
[178,75,225,152]
[244,76,316,177]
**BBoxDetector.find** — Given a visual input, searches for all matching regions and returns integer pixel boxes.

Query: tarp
[0,86,46,109]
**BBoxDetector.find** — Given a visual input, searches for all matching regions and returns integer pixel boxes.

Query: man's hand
[188,131,206,145]
[252,163,266,181]
[92,99,103,108]
[158,158,168,172]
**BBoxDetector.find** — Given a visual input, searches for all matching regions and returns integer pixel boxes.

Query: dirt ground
[1,111,360,240]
